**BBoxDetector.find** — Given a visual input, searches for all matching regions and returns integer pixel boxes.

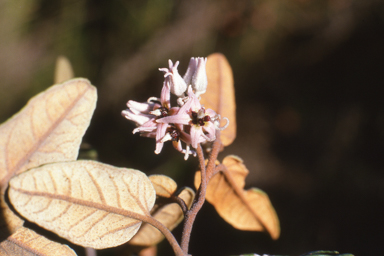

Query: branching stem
[180,131,222,254]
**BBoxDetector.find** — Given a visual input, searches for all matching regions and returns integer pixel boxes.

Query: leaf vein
[85,168,106,204]
[78,212,109,238]
[67,208,97,232]
[99,219,141,239]
[124,179,147,215]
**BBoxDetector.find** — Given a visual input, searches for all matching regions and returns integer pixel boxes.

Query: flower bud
[191,57,208,97]
[183,57,197,86]
[159,60,187,97]
[183,57,208,97]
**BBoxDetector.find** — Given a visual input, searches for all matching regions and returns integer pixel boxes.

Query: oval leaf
[8,160,156,249]
[0,78,97,233]
[0,78,97,188]
[195,155,280,239]
[129,187,195,246]
[149,175,177,198]
[201,53,236,146]
[0,226,77,256]
[54,56,75,84]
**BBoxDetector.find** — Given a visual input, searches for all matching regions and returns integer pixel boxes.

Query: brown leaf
[0,78,96,233]
[195,155,280,239]
[201,53,236,146]
[129,187,195,247]
[0,226,77,256]
[54,56,74,84]
[138,246,157,256]
[149,175,177,198]
[8,160,156,249]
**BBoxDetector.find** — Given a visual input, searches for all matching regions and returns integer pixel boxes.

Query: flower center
[169,127,180,141]
[159,106,169,117]
[191,108,211,126]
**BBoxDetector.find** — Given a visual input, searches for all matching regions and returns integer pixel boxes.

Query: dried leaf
[54,56,74,84]
[201,53,236,146]
[8,160,156,249]
[137,246,157,256]
[0,226,77,256]
[0,78,96,233]
[149,175,177,198]
[129,187,195,247]
[195,155,280,239]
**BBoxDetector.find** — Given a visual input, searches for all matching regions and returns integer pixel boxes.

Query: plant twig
[180,131,222,254]
[210,163,224,178]
[85,247,97,256]
[171,194,189,214]
[141,215,185,256]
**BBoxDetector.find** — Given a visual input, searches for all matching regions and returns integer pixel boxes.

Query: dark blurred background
[1,0,384,255]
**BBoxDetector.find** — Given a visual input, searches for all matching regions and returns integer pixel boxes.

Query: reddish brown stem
[142,215,186,256]
[85,248,97,256]
[180,131,222,254]
[171,194,188,214]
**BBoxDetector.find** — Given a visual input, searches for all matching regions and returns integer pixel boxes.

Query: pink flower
[122,81,179,154]
[122,57,228,159]
[157,86,218,149]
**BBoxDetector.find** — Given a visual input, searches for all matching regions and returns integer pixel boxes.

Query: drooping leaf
[0,78,97,233]
[54,56,74,84]
[129,186,195,247]
[8,160,156,249]
[201,53,236,146]
[149,175,177,198]
[195,155,280,239]
[0,226,77,256]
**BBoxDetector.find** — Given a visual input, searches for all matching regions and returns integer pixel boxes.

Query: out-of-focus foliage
[202,53,236,146]
[1,0,383,255]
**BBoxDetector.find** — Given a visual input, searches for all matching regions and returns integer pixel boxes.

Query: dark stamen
[170,128,180,141]
[191,109,210,127]
[159,107,169,117]
[203,116,211,122]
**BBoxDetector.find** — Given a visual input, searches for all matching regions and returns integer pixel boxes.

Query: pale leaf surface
[201,53,236,146]
[0,78,97,188]
[0,226,77,256]
[8,160,156,249]
[195,155,280,239]
[149,175,177,198]
[54,56,74,84]
[0,78,96,233]
[129,187,195,246]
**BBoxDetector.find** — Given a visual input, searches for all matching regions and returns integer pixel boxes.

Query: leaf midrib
[0,81,90,189]
[12,187,150,221]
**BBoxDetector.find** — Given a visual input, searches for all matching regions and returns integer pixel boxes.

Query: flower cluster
[122,57,228,160]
